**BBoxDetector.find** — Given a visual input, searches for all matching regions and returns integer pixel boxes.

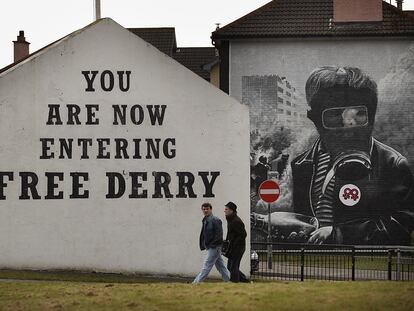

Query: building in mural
[242,75,308,131]
[212,0,414,245]
[0,18,250,276]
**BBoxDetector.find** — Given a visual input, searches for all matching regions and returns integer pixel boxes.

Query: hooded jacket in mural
[291,137,414,245]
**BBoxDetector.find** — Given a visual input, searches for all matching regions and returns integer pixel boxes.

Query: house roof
[173,47,217,80]
[129,28,216,80]
[212,0,414,40]
[128,27,177,56]
[1,24,216,81]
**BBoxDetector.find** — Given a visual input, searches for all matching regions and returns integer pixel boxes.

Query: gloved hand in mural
[291,66,414,245]
[308,226,333,244]
[251,212,317,243]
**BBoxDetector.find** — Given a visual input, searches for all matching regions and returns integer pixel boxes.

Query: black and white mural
[247,46,414,246]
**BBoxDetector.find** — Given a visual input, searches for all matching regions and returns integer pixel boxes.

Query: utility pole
[94,0,101,21]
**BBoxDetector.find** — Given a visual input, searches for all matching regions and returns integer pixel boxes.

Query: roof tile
[173,47,217,80]
[212,0,414,39]
[129,28,216,80]
[128,28,177,56]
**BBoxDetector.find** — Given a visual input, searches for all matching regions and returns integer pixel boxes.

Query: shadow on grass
[0,269,196,284]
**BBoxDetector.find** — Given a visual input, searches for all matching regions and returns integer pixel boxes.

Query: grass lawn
[0,275,413,311]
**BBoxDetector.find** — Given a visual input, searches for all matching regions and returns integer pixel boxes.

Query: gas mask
[308,87,377,181]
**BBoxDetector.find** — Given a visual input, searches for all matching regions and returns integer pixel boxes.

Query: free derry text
[0,70,220,200]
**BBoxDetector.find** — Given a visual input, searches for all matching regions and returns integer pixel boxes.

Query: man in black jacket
[224,201,249,283]
[254,156,269,192]
[193,202,230,283]
[291,66,414,245]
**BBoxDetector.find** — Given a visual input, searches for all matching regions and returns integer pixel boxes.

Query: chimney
[333,0,383,23]
[13,30,30,63]
[396,0,403,10]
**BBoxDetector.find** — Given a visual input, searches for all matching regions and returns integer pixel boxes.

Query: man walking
[224,201,249,283]
[193,202,230,283]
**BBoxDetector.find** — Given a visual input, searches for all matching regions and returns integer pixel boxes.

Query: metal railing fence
[251,242,414,281]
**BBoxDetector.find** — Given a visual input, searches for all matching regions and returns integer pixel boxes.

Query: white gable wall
[0,19,250,276]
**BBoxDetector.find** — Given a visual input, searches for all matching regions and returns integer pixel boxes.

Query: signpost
[258,180,281,270]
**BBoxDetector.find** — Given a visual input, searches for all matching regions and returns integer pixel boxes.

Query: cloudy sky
[1,0,413,68]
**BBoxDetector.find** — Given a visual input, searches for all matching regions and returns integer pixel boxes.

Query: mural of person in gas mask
[291,66,414,245]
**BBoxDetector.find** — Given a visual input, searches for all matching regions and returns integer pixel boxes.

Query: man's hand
[308,226,333,244]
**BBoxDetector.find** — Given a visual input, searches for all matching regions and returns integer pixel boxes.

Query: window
[277,97,284,103]
[286,101,292,106]
[277,108,284,114]
[277,87,284,93]
[286,92,291,97]
[286,110,291,115]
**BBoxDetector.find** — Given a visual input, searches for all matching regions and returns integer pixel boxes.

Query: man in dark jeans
[224,201,249,283]
[193,202,230,283]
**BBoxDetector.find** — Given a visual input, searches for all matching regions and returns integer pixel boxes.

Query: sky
[1,0,414,69]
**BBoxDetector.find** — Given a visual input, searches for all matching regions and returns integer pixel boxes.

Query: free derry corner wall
[0,18,250,276]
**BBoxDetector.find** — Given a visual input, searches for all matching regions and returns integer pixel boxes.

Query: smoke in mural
[246,64,414,246]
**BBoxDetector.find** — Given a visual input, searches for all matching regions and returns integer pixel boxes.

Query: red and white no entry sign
[258,180,280,203]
